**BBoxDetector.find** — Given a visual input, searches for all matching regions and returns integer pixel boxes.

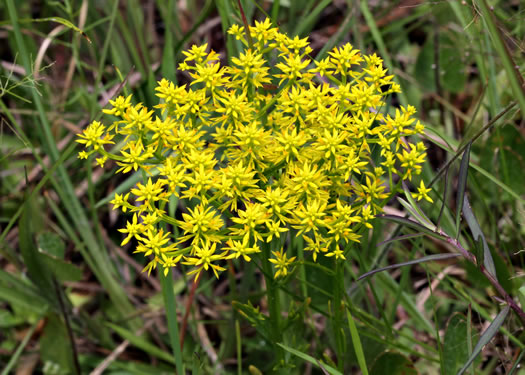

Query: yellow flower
[224,234,261,262]
[183,241,228,279]
[269,250,296,278]
[76,17,429,278]
[412,180,433,203]
[118,213,144,246]
[76,121,114,150]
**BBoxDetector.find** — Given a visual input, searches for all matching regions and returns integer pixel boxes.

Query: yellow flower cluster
[77,18,428,279]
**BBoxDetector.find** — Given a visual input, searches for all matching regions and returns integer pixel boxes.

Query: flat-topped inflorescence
[77,18,428,279]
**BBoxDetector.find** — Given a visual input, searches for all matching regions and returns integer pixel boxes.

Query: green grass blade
[107,322,177,365]
[277,343,342,375]
[457,305,510,375]
[474,0,525,117]
[346,308,369,375]
[293,0,332,37]
[378,215,448,241]
[159,269,185,375]
[359,0,407,107]
[5,0,139,328]
[0,320,40,375]
[357,253,461,281]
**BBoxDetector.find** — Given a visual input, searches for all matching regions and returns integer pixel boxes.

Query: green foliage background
[0,1,524,374]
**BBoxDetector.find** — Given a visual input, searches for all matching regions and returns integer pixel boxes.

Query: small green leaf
[456,142,471,238]
[443,313,478,375]
[462,195,497,278]
[37,232,65,259]
[457,305,510,375]
[370,351,418,375]
[40,254,83,282]
[277,343,342,375]
[397,196,435,231]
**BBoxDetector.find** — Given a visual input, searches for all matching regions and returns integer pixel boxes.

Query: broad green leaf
[37,232,82,282]
[277,343,342,375]
[457,305,510,375]
[414,32,466,94]
[39,313,76,374]
[19,198,55,299]
[443,313,478,375]
[439,33,467,93]
[0,310,23,328]
[370,351,418,375]
[37,232,65,259]
[414,39,435,92]
[40,254,83,282]
[462,195,496,278]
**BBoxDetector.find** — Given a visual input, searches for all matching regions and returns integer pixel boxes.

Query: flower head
[77,17,428,279]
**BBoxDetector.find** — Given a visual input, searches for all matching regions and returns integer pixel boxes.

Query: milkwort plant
[76,17,429,370]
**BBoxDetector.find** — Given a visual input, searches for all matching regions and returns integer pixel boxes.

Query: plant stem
[333,259,345,372]
[261,241,284,367]
[180,275,200,349]
[159,269,185,375]
[444,235,525,326]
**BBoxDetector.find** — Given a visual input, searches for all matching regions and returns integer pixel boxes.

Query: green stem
[261,241,284,367]
[159,269,185,375]
[333,259,345,372]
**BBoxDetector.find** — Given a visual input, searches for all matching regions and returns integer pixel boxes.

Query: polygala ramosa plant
[76,18,429,281]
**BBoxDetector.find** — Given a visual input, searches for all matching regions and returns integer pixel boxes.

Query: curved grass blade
[346,308,369,375]
[457,305,510,375]
[402,182,435,228]
[377,215,448,241]
[462,195,497,278]
[377,232,425,247]
[0,320,40,375]
[277,343,342,375]
[397,197,435,230]
[0,17,91,43]
[107,323,176,365]
[508,348,524,375]
[456,142,472,239]
[427,101,517,189]
[357,253,461,281]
